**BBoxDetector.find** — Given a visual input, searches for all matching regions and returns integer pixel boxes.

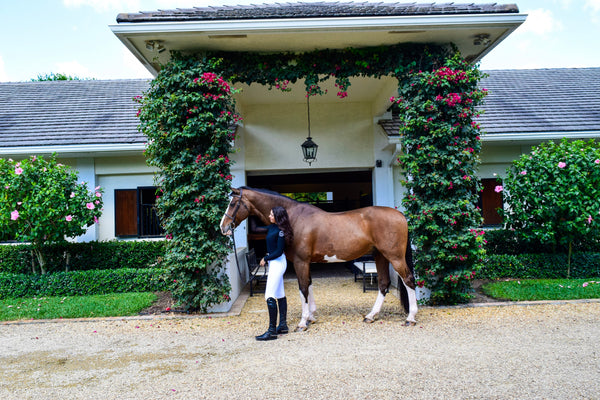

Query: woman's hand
[260,258,266,267]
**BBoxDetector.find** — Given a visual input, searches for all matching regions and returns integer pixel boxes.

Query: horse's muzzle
[220,224,233,236]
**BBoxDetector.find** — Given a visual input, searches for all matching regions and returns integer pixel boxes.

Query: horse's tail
[399,232,414,314]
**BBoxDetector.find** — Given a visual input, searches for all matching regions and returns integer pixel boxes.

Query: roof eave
[110,13,527,76]
[0,143,146,158]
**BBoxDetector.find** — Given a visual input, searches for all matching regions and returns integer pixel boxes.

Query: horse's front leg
[294,260,313,332]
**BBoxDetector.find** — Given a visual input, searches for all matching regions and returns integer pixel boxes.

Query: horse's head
[220,187,250,235]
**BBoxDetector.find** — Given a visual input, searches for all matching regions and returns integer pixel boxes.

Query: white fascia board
[109,13,527,35]
[0,143,145,156]
[481,131,600,142]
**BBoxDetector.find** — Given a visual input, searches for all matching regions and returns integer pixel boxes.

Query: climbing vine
[396,54,488,304]
[137,55,239,311]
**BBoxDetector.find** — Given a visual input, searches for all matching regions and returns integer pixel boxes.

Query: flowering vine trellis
[395,54,488,304]
[137,43,486,309]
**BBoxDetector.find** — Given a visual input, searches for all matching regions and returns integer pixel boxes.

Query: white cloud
[62,0,141,13]
[0,55,8,82]
[518,8,564,35]
[585,0,600,12]
[120,47,153,79]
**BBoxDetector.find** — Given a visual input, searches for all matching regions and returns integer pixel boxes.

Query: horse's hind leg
[364,251,391,323]
[391,258,418,326]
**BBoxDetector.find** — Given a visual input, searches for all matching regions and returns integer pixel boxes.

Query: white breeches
[264,254,287,300]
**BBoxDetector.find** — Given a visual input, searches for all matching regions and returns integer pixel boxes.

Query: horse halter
[224,189,248,229]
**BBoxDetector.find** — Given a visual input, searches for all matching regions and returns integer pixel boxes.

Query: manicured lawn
[482,279,600,301]
[0,292,157,322]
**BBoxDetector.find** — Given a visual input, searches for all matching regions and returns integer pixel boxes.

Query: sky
[1,0,599,82]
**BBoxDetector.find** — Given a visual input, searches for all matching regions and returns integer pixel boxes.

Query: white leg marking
[323,255,346,263]
[307,285,317,323]
[365,291,386,322]
[298,289,310,329]
[402,279,418,323]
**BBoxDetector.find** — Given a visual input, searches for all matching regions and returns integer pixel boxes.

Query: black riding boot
[255,297,278,341]
[276,297,289,334]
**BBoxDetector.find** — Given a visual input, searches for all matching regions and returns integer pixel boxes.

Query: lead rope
[230,223,246,283]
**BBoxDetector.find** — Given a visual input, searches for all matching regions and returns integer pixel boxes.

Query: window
[115,187,164,238]
[479,178,503,226]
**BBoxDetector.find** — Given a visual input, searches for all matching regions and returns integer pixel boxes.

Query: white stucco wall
[242,101,374,171]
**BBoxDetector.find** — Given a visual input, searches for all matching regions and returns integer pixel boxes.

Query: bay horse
[220,186,418,330]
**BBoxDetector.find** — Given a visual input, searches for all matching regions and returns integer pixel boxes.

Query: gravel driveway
[1,274,599,400]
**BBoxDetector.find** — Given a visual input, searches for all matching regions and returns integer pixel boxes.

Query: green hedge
[479,253,600,279]
[0,268,167,299]
[484,229,600,255]
[0,240,165,274]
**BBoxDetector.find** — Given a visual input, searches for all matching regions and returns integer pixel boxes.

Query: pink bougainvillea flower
[583,282,589,287]
[14,167,23,175]
[65,215,73,222]
[86,202,95,210]
[587,215,593,224]
[494,185,503,193]
[94,216,98,223]
[70,192,76,198]
[95,192,102,197]
[558,162,566,168]
[520,170,527,175]
[10,210,19,220]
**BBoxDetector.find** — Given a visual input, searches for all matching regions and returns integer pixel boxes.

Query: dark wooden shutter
[115,189,138,236]
[481,179,503,225]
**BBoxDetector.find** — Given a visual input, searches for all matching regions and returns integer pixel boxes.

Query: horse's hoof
[295,325,308,332]
[363,317,374,324]
[404,320,417,327]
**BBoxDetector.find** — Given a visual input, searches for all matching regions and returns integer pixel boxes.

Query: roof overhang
[110,11,525,112]
[111,13,526,74]
[0,143,146,158]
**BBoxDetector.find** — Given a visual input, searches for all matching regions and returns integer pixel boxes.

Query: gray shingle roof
[1,68,599,151]
[116,2,519,23]
[0,80,148,148]
[479,68,600,134]
[379,67,600,137]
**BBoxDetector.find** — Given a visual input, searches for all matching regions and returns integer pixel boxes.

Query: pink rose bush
[0,155,104,274]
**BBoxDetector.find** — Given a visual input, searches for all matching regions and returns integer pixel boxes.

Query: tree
[500,138,600,276]
[0,155,103,274]
[32,73,91,81]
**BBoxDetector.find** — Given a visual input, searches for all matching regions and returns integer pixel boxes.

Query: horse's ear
[230,187,240,196]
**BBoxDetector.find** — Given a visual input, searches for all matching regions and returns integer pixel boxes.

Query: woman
[255,206,294,341]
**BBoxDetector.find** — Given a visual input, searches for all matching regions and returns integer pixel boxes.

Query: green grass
[482,279,600,301]
[0,292,157,322]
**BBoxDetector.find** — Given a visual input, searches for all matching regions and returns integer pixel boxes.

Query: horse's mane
[240,186,301,204]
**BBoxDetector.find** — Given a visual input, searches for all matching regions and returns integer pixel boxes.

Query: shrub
[0,155,104,274]
[0,240,165,274]
[0,268,167,299]
[500,138,600,276]
[479,253,600,279]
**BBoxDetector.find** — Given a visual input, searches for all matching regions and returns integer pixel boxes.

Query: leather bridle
[224,188,248,229]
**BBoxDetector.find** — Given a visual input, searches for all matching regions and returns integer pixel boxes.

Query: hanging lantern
[301,95,318,166]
